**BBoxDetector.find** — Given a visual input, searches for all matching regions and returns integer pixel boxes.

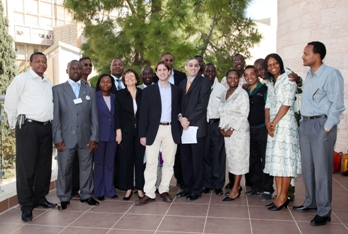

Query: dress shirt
[158,82,172,123]
[207,78,227,120]
[111,75,125,90]
[300,63,345,129]
[4,70,53,129]
[67,79,81,98]
[168,70,175,85]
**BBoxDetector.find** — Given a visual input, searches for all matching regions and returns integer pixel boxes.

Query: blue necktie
[117,79,122,90]
[73,82,80,98]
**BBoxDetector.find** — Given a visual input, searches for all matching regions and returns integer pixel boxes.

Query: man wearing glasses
[79,57,93,85]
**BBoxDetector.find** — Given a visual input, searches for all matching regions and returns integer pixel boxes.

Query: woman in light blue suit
[94,74,118,200]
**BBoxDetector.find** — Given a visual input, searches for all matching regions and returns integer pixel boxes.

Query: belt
[208,118,220,124]
[159,122,171,125]
[26,119,52,125]
[302,114,327,120]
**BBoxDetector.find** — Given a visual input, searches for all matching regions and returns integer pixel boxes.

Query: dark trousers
[94,141,117,197]
[71,152,80,196]
[118,128,145,190]
[181,137,206,195]
[249,127,274,193]
[203,122,226,189]
[174,145,184,185]
[15,122,53,212]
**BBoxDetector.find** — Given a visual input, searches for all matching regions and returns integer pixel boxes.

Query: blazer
[139,83,181,145]
[115,88,143,136]
[52,81,99,148]
[96,91,116,142]
[153,69,186,86]
[179,75,211,138]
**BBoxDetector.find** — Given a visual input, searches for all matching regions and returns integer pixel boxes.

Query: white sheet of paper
[181,126,198,144]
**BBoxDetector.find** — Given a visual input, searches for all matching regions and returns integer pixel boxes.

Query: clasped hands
[266,121,276,137]
[220,128,233,137]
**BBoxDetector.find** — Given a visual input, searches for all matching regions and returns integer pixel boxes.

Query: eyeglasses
[83,63,93,67]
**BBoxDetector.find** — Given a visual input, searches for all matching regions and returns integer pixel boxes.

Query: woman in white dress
[219,69,250,201]
[263,54,301,211]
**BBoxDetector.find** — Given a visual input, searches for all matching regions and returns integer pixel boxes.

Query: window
[40,2,52,16]
[13,0,24,11]
[14,13,25,25]
[28,15,39,27]
[57,6,65,19]
[25,0,38,14]
[15,44,26,58]
[41,17,53,28]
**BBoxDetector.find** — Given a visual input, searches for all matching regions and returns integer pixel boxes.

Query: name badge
[73,98,83,104]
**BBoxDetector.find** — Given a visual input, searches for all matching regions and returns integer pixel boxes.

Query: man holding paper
[177,57,211,201]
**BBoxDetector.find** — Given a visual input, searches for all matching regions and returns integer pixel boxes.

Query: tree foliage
[64,0,261,78]
[0,1,18,174]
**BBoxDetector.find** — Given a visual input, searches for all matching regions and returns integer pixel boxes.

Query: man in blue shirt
[293,41,345,226]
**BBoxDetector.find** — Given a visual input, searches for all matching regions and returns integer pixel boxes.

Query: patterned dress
[218,86,250,175]
[263,71,301,177]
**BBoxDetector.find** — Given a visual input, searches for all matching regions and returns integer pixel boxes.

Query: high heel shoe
[265,202,274,208]
[123,190,133,200]
[137,190,145,199]
[222,187,242,201]
[268,198,289,211]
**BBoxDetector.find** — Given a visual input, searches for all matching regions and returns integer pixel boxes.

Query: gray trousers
[299,118,336,217]
[57,146,94,201]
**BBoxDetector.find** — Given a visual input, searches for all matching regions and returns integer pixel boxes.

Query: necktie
[117,79,122,90]
[186,80,192,94]
[73,82,80,98]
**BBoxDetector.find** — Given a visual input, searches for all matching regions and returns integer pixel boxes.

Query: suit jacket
[179,75,211,138]
[115,88,143,136]
[52,81,99,148]
[96,91,116,142]
[139,83,181,145]
[153,69,186,86]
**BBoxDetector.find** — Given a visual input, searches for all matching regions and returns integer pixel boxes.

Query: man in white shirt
[202,63,227,196]
[4,52,56,222]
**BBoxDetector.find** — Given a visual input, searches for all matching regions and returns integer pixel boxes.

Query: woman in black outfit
[115,69,145,200]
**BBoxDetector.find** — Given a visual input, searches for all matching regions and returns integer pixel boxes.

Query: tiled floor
[0,174,347,234]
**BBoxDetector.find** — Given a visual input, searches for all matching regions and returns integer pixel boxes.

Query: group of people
[4,41,344,227]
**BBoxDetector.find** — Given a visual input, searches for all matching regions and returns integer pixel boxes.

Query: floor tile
[90,201,133,213]
[0,208,46,224]
[108,229,156,234]
[113,214,162,230]
[69,212,122,228]
[166,203,208,217]
[60,226,109,234]
[0,223,24,233]
[30,210,84,226]
[12,224,64,234]
[128,202,171,215]
[290,210,340,224]
[208,204,249,219]
[204,217,251,234]
[251,220,300,234]
[296,221,348,234]
[158,216,205,233]
[249,206,293,221]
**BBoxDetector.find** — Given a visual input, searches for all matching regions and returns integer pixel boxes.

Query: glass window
[57,6,65,19]
[41,17,53,28]
[40,2,52,16]
[26,0,38,14]
[13,0,24,11]
[14,13,25,25]
[15,44,26,57]
[28,15,39,27]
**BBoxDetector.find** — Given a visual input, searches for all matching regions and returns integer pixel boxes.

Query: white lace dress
[218,86,250,175]
[263,71,301,177]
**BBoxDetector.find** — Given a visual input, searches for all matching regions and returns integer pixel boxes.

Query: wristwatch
[324,127,331,133]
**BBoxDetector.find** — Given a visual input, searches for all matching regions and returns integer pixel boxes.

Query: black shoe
[176,191,190,198]
[245,191,262,196]
[215,189,223,196]
[261,192,272,201]
[80,197,100,206]
[225,183,233,189]
[265,202,274,208]
[202,188,211,194]
[186,194,201,201]
[96,196,105,201]
[21,211,32,222]
[34,200,57,208]
[268,199,289,211]
[58,201,70,210]
[310,215,331,226]
[222,187,242,201]
[109,194,118,199]
[293,205,317,212]
[123,191,133,201]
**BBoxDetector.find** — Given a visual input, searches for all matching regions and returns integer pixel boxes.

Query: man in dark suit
[110,58,125,94]
[176,57,210,201]
[53,60,99,210]
[136,61,181,205]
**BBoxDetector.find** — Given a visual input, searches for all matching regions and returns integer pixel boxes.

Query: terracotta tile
[290,210,340,224]
[9,195,18,208]
[296,221,348,233]
[333,209,348,224]
[0,208,46,224]
[249,206,293,221]
[70,212,121,228]
[30,210,84,226]
[251,220,300,234]
[12,224,64,234]
[0,223,24,233]
[109,230,156,234]
[128,202,171,215]
[90,201,133,213]
[158,216,205,233]
[204,217,251,234]
[60,226,109,234]
[332,198,348,210]
[0,199,9,213]
[166,203,208,217]
[113,214,162,230]
[208,204,249,219]
[209,194,248,206]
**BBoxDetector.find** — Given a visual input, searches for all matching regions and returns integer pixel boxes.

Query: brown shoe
[135,195,155,206]
[160,192,173,203]
[71,193,80,200]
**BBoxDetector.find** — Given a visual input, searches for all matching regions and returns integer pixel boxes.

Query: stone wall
[277,0,348,153]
